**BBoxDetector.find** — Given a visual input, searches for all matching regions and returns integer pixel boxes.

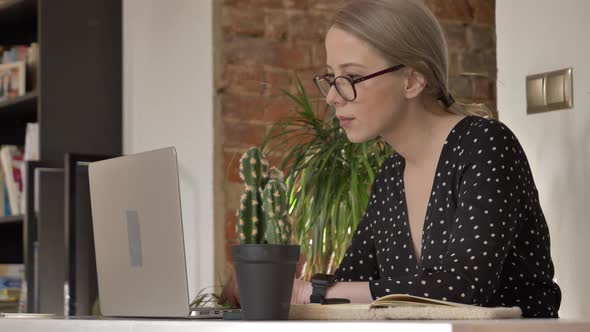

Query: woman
[222,0,561,318]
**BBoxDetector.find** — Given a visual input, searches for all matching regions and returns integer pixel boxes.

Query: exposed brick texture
[215,0,497,264]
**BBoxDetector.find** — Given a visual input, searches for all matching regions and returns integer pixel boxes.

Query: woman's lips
[337,116,355,128]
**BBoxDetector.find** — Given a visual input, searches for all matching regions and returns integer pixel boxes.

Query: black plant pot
[232,244,300,320]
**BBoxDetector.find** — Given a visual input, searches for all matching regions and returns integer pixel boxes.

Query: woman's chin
[344,131,375,143]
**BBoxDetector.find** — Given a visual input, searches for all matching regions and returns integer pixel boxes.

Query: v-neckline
[395,116,472,269]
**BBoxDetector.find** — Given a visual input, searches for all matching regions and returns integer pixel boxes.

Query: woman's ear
[403,68,427,100]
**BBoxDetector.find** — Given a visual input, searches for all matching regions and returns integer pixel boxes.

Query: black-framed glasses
[313,64,405,102]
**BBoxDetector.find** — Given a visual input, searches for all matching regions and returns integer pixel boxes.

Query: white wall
[123,0,214,301]
[497,0,590,319]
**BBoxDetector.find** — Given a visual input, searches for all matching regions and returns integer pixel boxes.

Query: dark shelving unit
[0,215,24,264]
[0,215,24,225]
[0,0,122,316]
[0,218,23,263]
[0,0,37,45]
[0,91,37,116]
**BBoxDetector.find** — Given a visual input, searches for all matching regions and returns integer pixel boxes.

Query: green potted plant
[231,147,300,320]
[262,78,392,280]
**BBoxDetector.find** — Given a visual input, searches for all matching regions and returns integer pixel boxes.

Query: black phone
[322,298,351,305]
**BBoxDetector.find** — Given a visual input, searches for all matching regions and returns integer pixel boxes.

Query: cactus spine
[236,147,290,244]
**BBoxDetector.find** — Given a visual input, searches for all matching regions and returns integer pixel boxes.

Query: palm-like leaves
[261,78,392,279]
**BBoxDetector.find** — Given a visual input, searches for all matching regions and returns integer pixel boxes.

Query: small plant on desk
[232,147,300,320]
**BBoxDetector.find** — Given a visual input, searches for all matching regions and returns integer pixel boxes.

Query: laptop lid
[88,147,191,317]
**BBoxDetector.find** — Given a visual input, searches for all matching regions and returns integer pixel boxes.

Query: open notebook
[371,294,476,308]
[289,294,522,320]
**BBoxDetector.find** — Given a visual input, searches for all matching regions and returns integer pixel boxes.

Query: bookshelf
[0,91,37,116]
[0,0,36,45]
[0,215,22,263]
[0,0,122,316]
[0,92,37,144]
[0,215,23,224]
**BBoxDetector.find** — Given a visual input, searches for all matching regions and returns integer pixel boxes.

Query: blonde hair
[332,0,493,118]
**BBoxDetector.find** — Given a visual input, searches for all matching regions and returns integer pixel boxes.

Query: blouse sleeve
[334,198,380,282]
[368,139,526,305]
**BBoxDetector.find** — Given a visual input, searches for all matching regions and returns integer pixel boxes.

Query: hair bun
[438,93,455,108]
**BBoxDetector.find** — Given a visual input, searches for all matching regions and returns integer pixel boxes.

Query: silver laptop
[88,147,238,319]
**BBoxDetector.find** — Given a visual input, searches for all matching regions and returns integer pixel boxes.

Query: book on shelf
[0,170,4,216]
[0,124,39,217]
[0,61,25,101]
[0,45,28,64]
[23,123,39,161]
[0,264,24,314]
[0,42,38,93]
[0,145,23,216]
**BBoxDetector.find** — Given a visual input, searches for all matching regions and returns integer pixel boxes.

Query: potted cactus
[231,147,300,320]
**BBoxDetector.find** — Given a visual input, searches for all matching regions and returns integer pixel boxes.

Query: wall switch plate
[526,67,573,114]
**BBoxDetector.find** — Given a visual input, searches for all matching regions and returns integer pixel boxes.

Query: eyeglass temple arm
[353,64,405,84]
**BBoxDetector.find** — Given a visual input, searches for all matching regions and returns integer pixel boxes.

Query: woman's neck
[381,99,465,169]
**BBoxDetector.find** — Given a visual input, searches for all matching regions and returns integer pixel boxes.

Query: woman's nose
[325,85,345,107]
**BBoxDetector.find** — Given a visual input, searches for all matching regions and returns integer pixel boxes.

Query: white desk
[0,318,588,332]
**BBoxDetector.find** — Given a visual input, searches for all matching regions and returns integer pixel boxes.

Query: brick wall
[214,0,496,274]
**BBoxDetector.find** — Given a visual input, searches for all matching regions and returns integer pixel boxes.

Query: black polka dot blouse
[334,116,561,318]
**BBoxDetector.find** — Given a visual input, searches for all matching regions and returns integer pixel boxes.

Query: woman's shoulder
[458,116,525,162]
[463,116,516,140]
